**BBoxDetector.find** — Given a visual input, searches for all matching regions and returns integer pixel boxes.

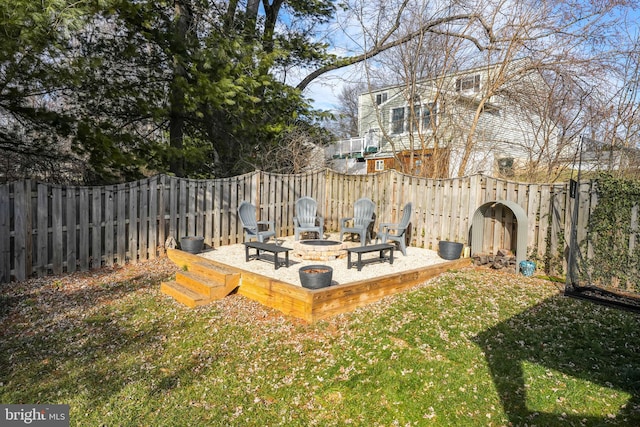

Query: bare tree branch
[296,14,494,91]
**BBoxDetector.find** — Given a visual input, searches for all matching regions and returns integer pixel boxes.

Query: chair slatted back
[238,202,258,230]
[296,197,318,227]
[353,198,375,227]
[399,202,413,229]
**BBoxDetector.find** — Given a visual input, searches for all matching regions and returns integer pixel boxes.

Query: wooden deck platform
[164,248,471,323]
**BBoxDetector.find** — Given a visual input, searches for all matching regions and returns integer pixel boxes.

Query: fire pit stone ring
[293,239,348,261]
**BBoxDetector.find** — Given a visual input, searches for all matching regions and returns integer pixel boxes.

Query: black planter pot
[438,240,463,260]
[299,265,333,289]
[180,236,204,254]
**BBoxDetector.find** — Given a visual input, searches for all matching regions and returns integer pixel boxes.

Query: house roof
[361,57,533,97]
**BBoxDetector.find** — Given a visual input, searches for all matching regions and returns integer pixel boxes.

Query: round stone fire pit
[293,239,348,261]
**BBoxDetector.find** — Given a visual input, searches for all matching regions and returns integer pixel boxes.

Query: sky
[304,74,343,111]
[294,0,640,113]
[285,2,369,113]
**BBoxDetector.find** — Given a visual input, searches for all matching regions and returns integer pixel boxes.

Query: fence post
[0,183,10,282]
[52,186,63,275]
[36,183,48,277]
[66,186,77,274]
[13,180,32,281]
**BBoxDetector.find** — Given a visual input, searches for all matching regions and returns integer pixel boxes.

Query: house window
[375,160,385,171]
[376,93,388,105]
[456,75,481,92]
[409,103,436,131]
[413,159,423,174]
[497,157,514,177]
[422,103,436,129]
[409,104,421,131]
[391,107,404,134]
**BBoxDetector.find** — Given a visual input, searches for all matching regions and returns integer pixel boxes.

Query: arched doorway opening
[471,200,528,273]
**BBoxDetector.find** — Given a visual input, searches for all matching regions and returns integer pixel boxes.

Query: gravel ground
[199,233,449,287]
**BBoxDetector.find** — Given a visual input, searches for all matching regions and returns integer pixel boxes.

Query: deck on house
[162,247,471,323]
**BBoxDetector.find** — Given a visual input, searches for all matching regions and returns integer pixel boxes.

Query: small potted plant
[438,240,464,260]
[299,265,333,289]
[180,236,205,254]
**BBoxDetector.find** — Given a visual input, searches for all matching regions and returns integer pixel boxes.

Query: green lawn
[1,260,639,426]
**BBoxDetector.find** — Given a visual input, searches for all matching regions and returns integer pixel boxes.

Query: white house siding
[330,157,368,175]
[350,61,561,177]
[359,85,445,153]
[358,87,409,148]
[444,102,560,176]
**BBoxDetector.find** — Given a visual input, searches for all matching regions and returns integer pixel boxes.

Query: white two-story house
[327,59,564,177]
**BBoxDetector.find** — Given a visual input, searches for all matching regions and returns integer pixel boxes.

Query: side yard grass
[1,258,639,426]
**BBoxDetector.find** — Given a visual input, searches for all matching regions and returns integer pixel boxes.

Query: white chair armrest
[340,217,353,227]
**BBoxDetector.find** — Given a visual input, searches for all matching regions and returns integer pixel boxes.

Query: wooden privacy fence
[1,169,587,284]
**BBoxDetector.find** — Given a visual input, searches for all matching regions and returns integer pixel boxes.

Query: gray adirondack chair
[376,202,412,256]
[293,197,324,240]
[340,197,376,246]
[237,201,276,243]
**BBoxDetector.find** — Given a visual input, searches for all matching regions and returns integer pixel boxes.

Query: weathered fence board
[37,185,48,277]
[0,170,611,283]
[537,185,551,261]
[157,177,166,257]
[149,179,158,260]
[204,180,214,248]
[104,186,114,267]
[52,187,63,275]
[79,187,89,270]
[0,184,10,282]
[168,177,178,248]
[139,180,149,261]
[128,183,138,264]
[408,175,421,248]
[116,183,127,265]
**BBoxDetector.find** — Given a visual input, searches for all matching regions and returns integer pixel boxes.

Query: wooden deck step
[188,262,241,286]
[175,270,239,300]
[160,281,210,308]
[162,250,243,307]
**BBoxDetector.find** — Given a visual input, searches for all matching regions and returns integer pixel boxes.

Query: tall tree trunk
[169,76,185,177]
[169,0,193,177]
[224,0,239,31]
[262,0,284,53]
[246,0,260,22]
